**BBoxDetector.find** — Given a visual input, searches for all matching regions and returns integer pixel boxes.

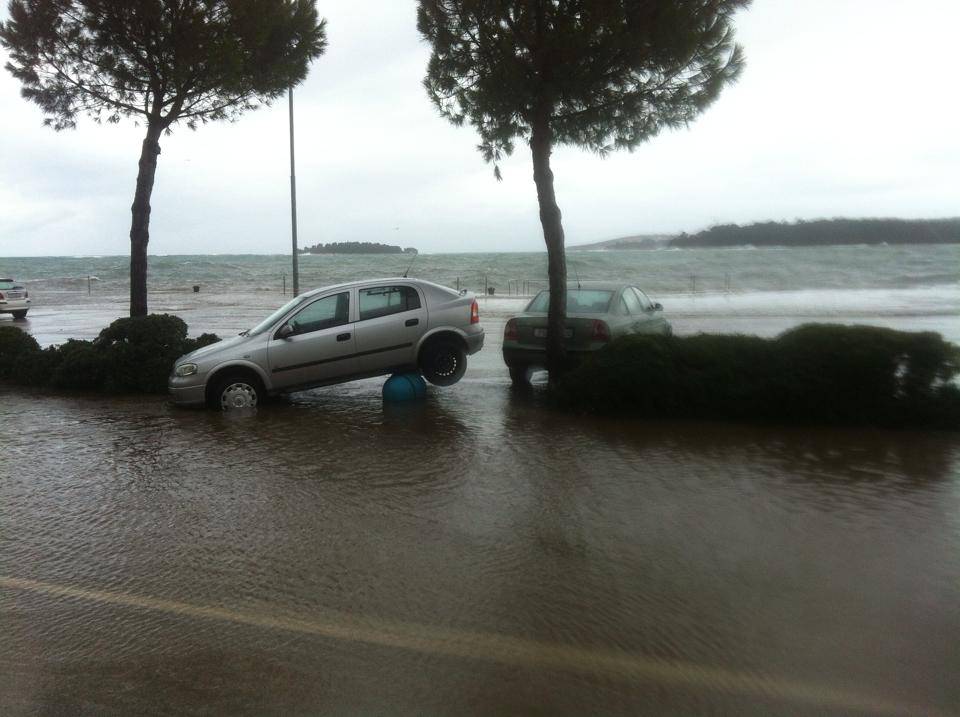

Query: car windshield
[246,296,303,336]
[526,290,614,314]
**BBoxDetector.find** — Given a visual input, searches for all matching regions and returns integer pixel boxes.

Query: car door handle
[336,333,351,342]
[405,318,419,327]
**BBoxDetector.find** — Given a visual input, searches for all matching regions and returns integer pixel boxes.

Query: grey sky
[1,0,958,256]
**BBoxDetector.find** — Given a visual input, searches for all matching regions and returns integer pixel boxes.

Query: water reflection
[1,385,958,715]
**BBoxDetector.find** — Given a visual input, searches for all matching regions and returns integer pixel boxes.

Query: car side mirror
[653,303,663,311]
[277,324,294,340]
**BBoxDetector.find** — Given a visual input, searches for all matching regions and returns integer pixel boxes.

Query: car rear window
[359,285,421,321]
[527,290,613,314]
[0,281,16,289]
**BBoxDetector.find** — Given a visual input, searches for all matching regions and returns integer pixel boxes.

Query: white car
[0,278,30,320]
[169,278,485,409]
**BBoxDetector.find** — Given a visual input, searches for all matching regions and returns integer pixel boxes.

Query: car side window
[632,288,653,311]
[622,289,644,315]
[359,285,421,321]
[288,292,350,335]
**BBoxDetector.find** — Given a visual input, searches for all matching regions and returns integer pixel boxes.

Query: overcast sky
[1,0,959,256]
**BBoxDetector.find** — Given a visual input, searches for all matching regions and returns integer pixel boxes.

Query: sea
[2,244,959,342]
[3,243,958,295]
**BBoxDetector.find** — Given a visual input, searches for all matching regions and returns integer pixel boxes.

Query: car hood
[180,334,249,363]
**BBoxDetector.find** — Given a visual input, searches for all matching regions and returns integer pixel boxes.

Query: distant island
[300,242,418,255]
[571,234,673,251]
[572,218,960,250]
[672,218,960,248]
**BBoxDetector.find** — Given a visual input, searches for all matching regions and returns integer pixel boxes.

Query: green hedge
[0,314,220,395]
[556,324,960,430]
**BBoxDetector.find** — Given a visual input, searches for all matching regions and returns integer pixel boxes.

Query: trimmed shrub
[0,315,220,395]
[557,324,960,430]
[14,346,64,387]
[49,339,107,390]
[94,314,195,393]
[0,326,40,380]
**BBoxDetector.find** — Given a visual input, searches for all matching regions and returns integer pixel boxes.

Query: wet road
[2,308,960,715]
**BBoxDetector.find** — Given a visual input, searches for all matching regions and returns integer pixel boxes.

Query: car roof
[535,282,633,293]
[298,277,455,299]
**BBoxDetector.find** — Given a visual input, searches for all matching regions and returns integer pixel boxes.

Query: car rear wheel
[210,372,263,410]
[420,339,467,387]
[509,366,531,386]
[11,310,27,321]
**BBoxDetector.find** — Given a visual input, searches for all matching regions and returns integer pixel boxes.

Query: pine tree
[2,0,327,316]
[418,0,749,379]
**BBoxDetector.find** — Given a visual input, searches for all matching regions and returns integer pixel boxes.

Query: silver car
[169,278,484,409]
[0,278,31,320]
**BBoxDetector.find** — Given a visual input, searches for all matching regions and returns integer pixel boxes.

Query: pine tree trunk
[129,123,163,317]
[530,115,567,383]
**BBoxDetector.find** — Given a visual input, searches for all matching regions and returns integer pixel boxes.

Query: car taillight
[0,292,4,300]
[470,299,479,324]
[591,320,610,342]
[24,290,28,298]
[504,319,518,341]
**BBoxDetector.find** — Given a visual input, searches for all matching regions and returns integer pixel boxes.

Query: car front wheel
[420,339,467,386]
[210,373,263,410]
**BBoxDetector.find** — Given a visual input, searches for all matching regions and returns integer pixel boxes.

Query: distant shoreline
[573,218,960,250]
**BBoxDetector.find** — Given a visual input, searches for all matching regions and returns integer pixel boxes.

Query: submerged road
[1,296,959,714]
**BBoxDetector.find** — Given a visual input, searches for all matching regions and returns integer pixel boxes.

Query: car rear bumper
[502,346,595,369]
[0,298,30,312]
[466,329,484,355]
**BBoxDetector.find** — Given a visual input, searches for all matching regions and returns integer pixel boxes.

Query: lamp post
[288,87,300,297]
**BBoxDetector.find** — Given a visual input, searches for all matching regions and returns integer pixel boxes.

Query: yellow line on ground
[0,575,946,716]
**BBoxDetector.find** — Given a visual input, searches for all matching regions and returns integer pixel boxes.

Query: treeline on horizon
[300,242,417,255]
[671,218,960,248]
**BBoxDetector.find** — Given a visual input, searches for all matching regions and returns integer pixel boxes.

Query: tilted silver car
[169,278,484,409]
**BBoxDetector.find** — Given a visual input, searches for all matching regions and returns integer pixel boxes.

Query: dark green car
[502,282,671,384]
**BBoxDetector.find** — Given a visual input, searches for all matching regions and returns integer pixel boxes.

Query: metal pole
[289,87,300,297]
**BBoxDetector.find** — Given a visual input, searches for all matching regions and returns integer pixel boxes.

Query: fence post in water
[484,275,488,298]
[725,272,731,293]
[87,276,91,295]
[282,272,286,295]
[456,277,460,292]
[690,275,696,294]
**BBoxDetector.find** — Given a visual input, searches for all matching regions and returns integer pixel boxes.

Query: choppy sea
[3,244,958,297]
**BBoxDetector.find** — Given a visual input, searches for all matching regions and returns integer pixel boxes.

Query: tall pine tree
[418,0,749,379]
[2,0,327,316]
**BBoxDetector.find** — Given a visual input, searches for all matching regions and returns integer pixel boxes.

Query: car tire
[509,366,531,387]
[12,310,27,321]
[209,372,264,410]
[420,339,467,387]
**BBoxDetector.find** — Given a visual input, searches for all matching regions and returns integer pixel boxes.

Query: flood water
[2,326,959,715]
